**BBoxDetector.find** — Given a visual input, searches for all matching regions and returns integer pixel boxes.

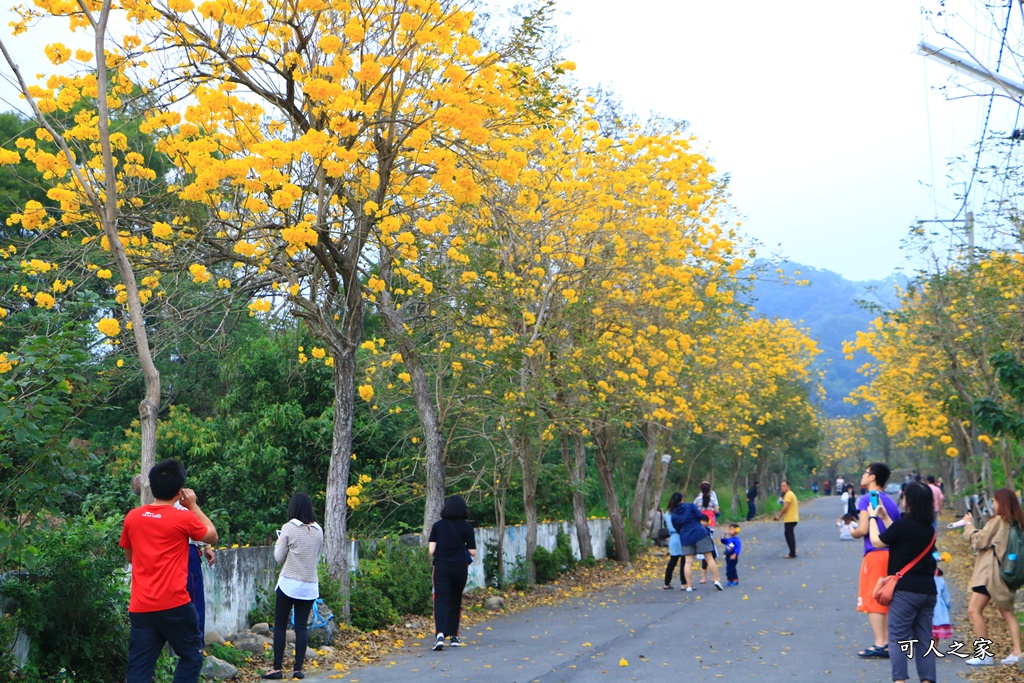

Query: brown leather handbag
[873,530,936,607]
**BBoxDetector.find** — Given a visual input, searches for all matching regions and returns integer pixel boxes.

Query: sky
[520,0,1021,281]
[1,0,1018,281]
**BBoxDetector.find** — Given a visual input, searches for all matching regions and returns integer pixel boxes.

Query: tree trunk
[376,283,445,542]
[324,348,356,621]
[560,432,593,560]
[593,422,629,562]
[494,479,508,587]
[650,430,673,515]
[730,454,743,517]
[518,436,539,584]
[629,421,660,534]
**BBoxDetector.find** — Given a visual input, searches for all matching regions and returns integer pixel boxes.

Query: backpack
[1000,521,1024,591]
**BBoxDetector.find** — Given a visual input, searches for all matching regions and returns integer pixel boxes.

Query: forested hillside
[747,261,903,416]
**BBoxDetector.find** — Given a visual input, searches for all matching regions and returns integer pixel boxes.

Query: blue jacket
[671,503,707,547]
[933,575,951,626]
[722,536,741,560]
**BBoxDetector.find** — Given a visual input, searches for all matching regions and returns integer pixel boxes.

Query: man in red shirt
[120,459,217,683]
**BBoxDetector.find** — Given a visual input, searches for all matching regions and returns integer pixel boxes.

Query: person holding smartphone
[851,462,901,659]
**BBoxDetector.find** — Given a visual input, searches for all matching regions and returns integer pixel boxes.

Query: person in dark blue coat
[671,492,724,591]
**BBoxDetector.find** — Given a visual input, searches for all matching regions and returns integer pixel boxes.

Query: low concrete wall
[203,518,611,635]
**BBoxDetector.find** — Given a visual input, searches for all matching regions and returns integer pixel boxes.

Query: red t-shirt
[119,504,208,613]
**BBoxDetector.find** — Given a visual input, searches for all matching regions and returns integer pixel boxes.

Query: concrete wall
[202,518,611,635]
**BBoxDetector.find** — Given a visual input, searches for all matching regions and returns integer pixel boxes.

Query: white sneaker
[714,581,724,591]
[1001,654,1020,665]
[966,656,995,666]
[685,586,694,592]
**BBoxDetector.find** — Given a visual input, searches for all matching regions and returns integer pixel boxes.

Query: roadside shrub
[247,585,275,627]
[554,528,576,571]
[0,612,17,678]
[532,547,559,584]
[205,642,248,668]
[605,525,646,561]
[483,540,502,588]
[0,516,129,683]
[348,541,432,631]
[349,583,399,632]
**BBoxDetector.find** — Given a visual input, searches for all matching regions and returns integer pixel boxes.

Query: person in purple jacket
[850,462,901,659]
[671,492,723,592]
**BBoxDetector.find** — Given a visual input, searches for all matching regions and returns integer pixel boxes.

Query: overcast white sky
[1,0,1018,281]
[536,0,1024,281]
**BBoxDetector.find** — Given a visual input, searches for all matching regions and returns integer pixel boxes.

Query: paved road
[306,496,974,682]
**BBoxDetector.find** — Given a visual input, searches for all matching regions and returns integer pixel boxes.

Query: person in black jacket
[746,481,759,521]
[868,481,937,683]
[428,495,476,651]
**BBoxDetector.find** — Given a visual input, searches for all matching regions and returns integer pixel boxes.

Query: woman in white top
[264,492,323,680]
[694,482,720,526]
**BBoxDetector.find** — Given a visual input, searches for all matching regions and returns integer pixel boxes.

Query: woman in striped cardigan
[263,492,323,680]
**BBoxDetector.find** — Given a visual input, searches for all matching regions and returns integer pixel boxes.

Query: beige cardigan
[964,515,1016,610]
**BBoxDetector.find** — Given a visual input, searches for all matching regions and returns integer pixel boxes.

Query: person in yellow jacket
[774,481,799,558]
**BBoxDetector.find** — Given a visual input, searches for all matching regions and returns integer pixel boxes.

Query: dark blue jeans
[126,603,204,683]
[746,501,756,521]
[185,545,205,638]
[725,557,739,581]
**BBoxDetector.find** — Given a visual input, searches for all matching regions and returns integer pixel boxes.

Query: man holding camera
[851,462,901,659]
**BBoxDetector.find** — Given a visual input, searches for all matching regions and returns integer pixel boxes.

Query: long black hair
[667,492,683,510]
[700,482,712,509]
[288,492,316,524]
[901,482,934,525]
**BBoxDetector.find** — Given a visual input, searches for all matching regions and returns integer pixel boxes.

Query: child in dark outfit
[720,523,742,586]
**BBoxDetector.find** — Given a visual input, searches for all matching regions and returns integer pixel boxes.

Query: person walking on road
[926,476,944,529]
[851,462,900,659]
[867,481,938,683]
[264,492,324,680]
[745,480,759,521]
[663,493,686,589]
[960,487,1024,666]
[428,495,477,651]
[671,492,723,591]
[120,459,218,683]
[774,481,799,558]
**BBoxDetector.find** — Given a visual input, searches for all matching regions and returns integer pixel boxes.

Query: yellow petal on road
[619,658,629,666]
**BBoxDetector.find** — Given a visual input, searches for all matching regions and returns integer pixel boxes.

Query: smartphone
[869,490,880,508]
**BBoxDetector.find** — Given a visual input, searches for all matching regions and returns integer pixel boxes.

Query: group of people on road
[661,481,762,592]
[843,461,1024,683]
[121,458,480,681]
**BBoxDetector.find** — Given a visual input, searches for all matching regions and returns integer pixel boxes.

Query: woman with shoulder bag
[428,495,477,652]
[868,481,937,683]
[959,488,1024,666]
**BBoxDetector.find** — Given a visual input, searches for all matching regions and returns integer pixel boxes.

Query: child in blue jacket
[720,523,742,586]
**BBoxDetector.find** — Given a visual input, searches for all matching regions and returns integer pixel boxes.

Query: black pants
[126,603,203,683]
[784,522,798,557]
[272,587,313,672]
[746,501,756,521]
[664,556,686,586]
[432,564,468,637]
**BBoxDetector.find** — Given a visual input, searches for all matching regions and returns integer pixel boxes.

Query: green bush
[0,612,17,678]
[349,583,399,632]
[0,516,129,683]
[205,642,249,668]
[554,528,576,571]
[532,546,559,584]
[247,585,275,627]
[483,540,502,588]
[605,525,647,561]
[348,541,432,631]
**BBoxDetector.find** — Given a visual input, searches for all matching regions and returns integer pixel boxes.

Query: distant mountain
[745,262,904,417]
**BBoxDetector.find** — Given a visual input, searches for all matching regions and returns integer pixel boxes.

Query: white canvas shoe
[1001,654,1020,665]
[965,655,994,666]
